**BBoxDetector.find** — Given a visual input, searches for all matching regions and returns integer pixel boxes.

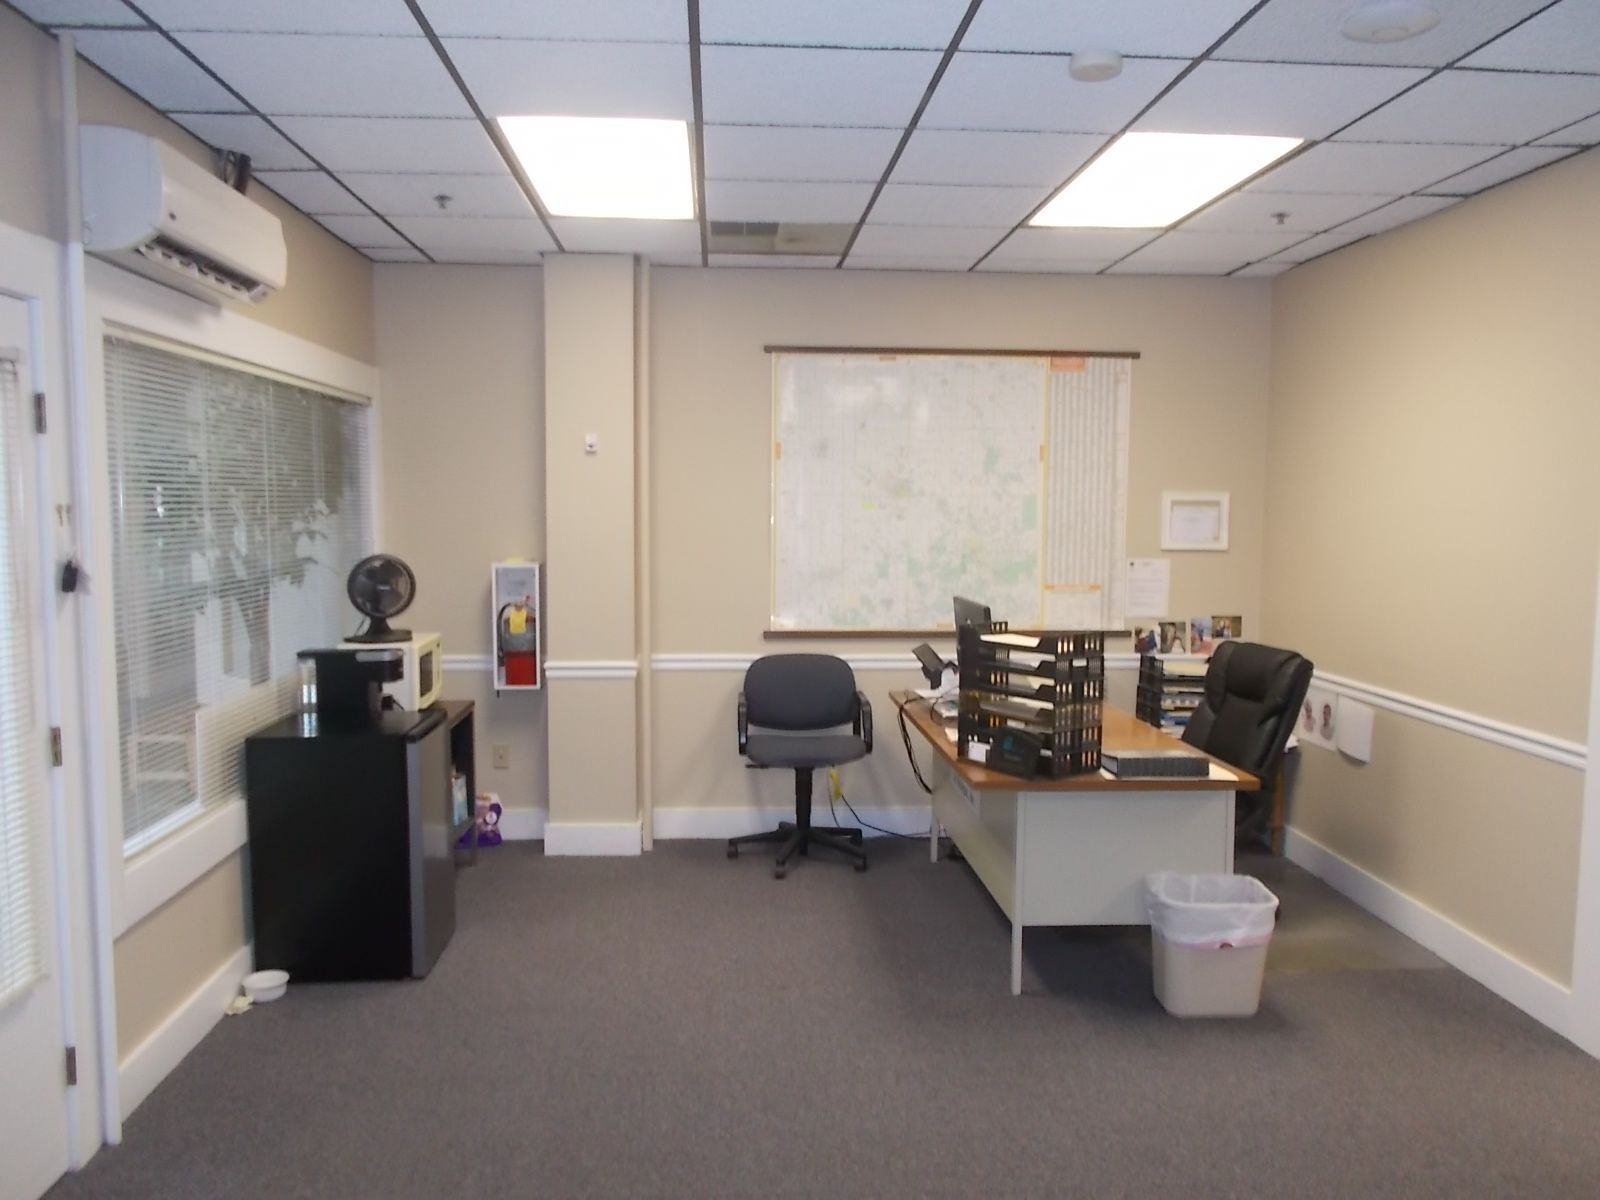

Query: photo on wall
[1132,624,1159,655]
[1213,614,1242,641]
[1189,616,1214,655]
[1157,620,1188,654]
[1299,685,1337,749]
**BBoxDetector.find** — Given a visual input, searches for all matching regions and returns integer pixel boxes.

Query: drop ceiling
[12,0,1599,276]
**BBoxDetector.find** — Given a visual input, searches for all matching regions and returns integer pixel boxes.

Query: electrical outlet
[491,744,510,770]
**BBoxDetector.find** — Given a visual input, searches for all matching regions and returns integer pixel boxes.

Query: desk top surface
[893,693,1257,793]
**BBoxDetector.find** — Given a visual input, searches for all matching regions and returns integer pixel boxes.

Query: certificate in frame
[1161,491,1230,552]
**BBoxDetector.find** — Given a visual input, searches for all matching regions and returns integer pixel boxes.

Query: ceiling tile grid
[27,0,1600,273]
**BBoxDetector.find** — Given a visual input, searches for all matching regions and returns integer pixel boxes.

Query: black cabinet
[245,701,474,981]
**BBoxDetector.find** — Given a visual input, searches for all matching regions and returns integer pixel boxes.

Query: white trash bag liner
[1145,872,1279,950]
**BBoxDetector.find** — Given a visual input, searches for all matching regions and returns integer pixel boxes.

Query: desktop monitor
[953,595,991,629]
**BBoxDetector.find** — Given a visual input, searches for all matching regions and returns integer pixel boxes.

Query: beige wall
[113,856,246,1056]
[648,267,1274,814]
[1264,148,1600,984]
[375,263,548,810]
[0,6,375,365]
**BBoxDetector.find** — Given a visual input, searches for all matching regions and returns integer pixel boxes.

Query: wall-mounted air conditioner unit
[79,124,288,305]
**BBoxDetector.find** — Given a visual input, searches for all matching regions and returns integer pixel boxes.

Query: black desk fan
[346,553,416,643]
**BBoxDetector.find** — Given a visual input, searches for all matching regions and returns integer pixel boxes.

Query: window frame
[83,260,380,936]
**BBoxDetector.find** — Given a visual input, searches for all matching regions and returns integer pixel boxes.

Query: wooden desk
[896,695,1256,994]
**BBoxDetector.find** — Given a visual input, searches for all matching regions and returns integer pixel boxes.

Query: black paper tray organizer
[956,623,1106,778]
[1135,653,1208,735]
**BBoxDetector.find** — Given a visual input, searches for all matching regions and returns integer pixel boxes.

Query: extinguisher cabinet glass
[491,561,542,690]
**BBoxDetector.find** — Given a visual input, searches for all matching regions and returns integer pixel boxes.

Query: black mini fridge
[245,706,457,980]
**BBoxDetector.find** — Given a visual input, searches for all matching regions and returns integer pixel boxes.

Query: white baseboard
[652,804,932,840]
[1283,827,1574,1042]
[494,808,547,841]
[119,943,252,1120]
[544,819,642,856]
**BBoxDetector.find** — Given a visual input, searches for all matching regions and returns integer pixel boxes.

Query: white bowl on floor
[242,969,289,1003]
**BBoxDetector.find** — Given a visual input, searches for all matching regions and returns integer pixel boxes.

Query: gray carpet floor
[48,840,1600,1199]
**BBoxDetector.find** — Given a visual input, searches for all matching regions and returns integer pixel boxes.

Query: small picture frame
[1161,491,1230,552]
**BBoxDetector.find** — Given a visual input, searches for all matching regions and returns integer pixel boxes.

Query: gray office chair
[726,654,872,878]
[1181,640,1314,847]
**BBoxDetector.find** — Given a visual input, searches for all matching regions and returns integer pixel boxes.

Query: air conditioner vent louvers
[139,236,266,302]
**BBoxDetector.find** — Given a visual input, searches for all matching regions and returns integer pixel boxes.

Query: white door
[0,296,74,1200]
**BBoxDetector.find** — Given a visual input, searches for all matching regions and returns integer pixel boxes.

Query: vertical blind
[105,334,372,855]
[0,354,43,1006]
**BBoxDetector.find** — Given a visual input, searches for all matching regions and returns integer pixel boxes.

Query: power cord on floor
[827,767,926,839]
[896,693,936,795]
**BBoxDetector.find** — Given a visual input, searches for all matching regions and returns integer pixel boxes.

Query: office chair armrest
[737,692,749,755]
[854,691,873,753]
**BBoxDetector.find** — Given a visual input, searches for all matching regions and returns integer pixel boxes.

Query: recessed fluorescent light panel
[1030,132,1302,229]
[497,116,694,220]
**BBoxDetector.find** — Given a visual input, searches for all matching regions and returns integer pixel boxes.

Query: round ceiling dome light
[1341,0,1441,44]
[1069,49,1123,82]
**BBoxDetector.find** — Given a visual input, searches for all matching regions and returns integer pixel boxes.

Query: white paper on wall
[1297,685,1337,750]
[1124,558,1170,619]
[1335,698,1374,762]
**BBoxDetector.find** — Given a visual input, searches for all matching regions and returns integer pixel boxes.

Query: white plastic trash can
[1145,872,1279,1017]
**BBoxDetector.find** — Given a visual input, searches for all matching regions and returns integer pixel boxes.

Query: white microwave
[341,631,442,711]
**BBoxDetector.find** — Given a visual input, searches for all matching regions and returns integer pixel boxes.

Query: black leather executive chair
[726,654,872,878]
[1181,640,1314,847]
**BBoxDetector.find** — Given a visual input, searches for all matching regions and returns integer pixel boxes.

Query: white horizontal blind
[0,354,43,1005]
[105,335,372,855]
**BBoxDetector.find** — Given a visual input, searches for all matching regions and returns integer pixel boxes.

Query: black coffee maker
[297,648,404,728]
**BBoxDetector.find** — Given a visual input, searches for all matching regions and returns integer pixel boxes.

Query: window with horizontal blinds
[0,354,43,1006]
[104,335,372,855]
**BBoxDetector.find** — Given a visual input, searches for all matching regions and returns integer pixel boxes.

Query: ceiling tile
[444,38,692,120]
[391,215,555,261]
[1337,69,1600,145]
[314,214,408,249]
[983,227,1154,264]
[1109,229,1305,273]
[1134,61,1427,139]
[1273,229,1370,262]
[548,219,702,255]
[705,180,874,222]
[418,0,688,41]
[366,248,431,263]
[175,33,468,117]
[700,46,940,127]
[1535,111,1600,146]
[273,117,504,173]
[9,1,139,27]
[699,0,970,49]
[848,225,1005,258]
[1232,261,1294,277]
[168,114,314,168]
[1420,145,1578,194]
[843,255,977,272]
[708,254,838,268]
[1245,141,1499,194]
[1326,194,1460,238]
[1179,189,1393,233]
[341,172,534,218]
[964,0,1262,57]
[254,170,369,215]
[1462,0,1600,74]
[892,130,1102,186]
[137,1,417,34]
[72,29,245,111]
[1214,0,1552,68]
[921,52,1185,133]
[869,183,1046,226]
[974,259,1114,274]
[703,125,899,182]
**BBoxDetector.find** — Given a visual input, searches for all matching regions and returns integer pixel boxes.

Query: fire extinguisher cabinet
[491,561,542,692]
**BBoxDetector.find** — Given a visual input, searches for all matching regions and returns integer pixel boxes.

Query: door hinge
[33,392,46,434]
[49,727,63,768]
[64,1046,78,1087]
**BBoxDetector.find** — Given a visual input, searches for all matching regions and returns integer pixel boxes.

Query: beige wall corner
[1264,147,1600,990]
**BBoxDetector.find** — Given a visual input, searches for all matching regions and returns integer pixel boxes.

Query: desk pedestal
[928,764,1235,994]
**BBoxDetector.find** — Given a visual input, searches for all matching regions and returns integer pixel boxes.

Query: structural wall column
[541,254,640,854]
